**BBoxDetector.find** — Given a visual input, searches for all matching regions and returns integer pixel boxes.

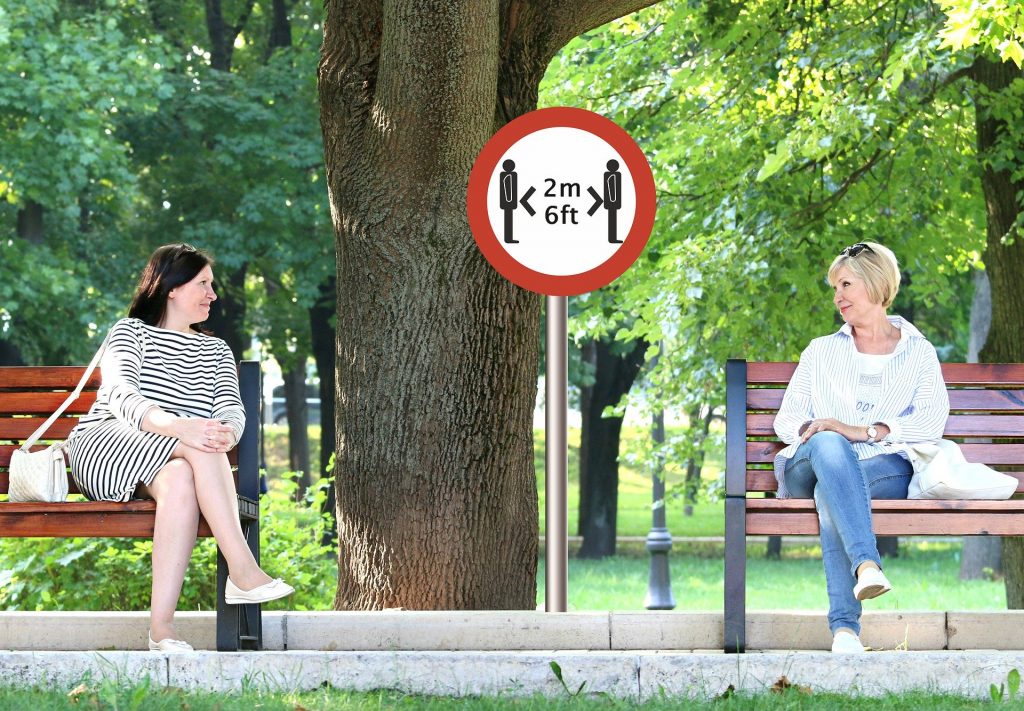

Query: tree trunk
[17,199,44,244]
[310,275,338,543]
[971,55,1024,607]
[283,362,311,498]
[578,337,647,559]
[683,406,715,516]
[962,537,1002,581]
[319,0,657,609]
[205,264,248,360]
[962,267,1001,579]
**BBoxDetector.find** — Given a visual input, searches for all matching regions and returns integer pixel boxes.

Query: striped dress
[772,316,949,498]
[66,317,245,502]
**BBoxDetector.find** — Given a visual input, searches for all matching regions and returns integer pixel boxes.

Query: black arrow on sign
[520,186,536,216]
[587,186,603,216]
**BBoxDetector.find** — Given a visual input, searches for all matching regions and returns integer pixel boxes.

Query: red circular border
[467,107,656,297]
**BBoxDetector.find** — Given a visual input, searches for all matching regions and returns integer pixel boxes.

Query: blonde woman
[773,242,948,653]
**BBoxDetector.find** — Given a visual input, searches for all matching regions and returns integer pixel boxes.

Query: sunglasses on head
[840,243,873,257]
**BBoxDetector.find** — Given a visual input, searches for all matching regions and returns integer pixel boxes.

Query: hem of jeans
[849,553,883,577]
[830,621,861,636]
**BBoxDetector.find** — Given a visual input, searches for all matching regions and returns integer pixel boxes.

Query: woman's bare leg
[137,459,199,643]
[174,443,272,590]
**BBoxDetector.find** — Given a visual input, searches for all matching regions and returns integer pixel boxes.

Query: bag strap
[19,333,110,452]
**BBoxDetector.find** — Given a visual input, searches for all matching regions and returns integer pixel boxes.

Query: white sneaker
[831,629,865,653]
[853,566,892,601]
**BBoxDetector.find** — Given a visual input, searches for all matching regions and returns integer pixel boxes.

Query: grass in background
[540,541,1006,612]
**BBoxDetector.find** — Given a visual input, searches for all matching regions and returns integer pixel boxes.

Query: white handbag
[907,439,1018,500]
[8,340,106,503]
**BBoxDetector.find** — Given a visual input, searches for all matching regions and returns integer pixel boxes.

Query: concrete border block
[284,611,611,651]
[745,611,945,651]
[948,612,1024,650]
[638,651,1024,699]
[0,651,166,688]
[167,651,641,698]
[610,612,721,650]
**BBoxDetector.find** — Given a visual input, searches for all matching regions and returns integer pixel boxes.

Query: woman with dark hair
[67,244,293,652]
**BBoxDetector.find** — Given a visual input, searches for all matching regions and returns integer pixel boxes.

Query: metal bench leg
[216,547,239,651]
[724,496,747,653]
[215,518,262,651]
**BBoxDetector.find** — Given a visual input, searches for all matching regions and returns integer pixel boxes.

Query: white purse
[907,439,1018,500]
[8,340,106,503]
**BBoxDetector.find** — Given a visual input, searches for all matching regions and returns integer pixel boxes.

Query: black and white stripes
[773,316,949,498]
[66,318,245,502]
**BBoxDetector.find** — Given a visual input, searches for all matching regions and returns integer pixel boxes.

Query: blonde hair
[827,242,901,308]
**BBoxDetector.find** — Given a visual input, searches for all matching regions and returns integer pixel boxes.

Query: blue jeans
[782,431,913,635]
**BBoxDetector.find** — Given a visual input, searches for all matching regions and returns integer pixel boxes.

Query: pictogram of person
[604,159,622,243]
[500,159,519,244]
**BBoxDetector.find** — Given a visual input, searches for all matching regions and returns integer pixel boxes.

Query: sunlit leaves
[938,0,1024,67]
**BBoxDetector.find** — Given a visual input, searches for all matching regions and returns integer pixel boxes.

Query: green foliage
[541,0,985,485]
[0,473,335,612]
[939,0,1024,66]
[0,1,332,367]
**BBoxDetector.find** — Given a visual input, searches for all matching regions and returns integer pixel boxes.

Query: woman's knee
[151,459,197,503]
[804,431,854,462]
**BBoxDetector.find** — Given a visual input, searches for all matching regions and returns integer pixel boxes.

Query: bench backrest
[0,364,256,499]
[726,360,1024,497]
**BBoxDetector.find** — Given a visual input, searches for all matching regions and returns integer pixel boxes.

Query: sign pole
[466,107,657,615]
[545,294,568,612]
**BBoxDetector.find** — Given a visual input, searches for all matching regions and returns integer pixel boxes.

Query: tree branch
[542,0,662,64]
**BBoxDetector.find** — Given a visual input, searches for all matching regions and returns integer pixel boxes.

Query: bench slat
[747,362,1024,386]
[748,388,1024,412]
[747,511,1024,536]
[0,502,214,537]
[0,418,77,439]
[744,468,1024,494]
[747,413,1024,438]
[745,441,1024,464]
[0,367,101,389]
[0,392,96,414]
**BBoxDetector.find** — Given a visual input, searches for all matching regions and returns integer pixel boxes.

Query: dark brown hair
[128,244,214,329]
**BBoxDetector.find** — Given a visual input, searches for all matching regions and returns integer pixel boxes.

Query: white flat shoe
[148,632,193,652]
[225,576,294,605]
[831,629,865,654]
[853,566,892,601]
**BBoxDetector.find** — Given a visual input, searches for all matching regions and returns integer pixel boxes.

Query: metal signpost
[467,107,656,612]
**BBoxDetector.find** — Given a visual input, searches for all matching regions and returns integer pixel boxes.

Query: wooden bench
[724,359,1024,653]
[0,361,263,651]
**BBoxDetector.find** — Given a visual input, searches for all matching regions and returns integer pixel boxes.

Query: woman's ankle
[855,560,880,578]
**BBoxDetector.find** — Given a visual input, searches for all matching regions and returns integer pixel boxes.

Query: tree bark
[17,199,44,244]
[283,362,311,498]
[971,55,1024,607]
[962,267,1001,579]
[578,337,646,559]
[319,0,657,609]
[310,275,338,544]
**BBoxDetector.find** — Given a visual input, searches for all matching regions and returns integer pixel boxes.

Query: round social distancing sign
[467,107,656,296]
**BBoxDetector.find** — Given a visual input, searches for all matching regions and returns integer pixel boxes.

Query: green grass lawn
[0,684,1015,710]
[540,541,1006,612]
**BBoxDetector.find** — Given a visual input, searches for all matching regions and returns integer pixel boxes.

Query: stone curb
[2,610,1024,652]
[3,650,1024,699]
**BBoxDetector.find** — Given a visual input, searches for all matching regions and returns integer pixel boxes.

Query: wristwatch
[866,425,878,444]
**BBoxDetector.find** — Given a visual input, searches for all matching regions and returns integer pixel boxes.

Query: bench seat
[0,361,264,651]
[724,359,1024,653]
